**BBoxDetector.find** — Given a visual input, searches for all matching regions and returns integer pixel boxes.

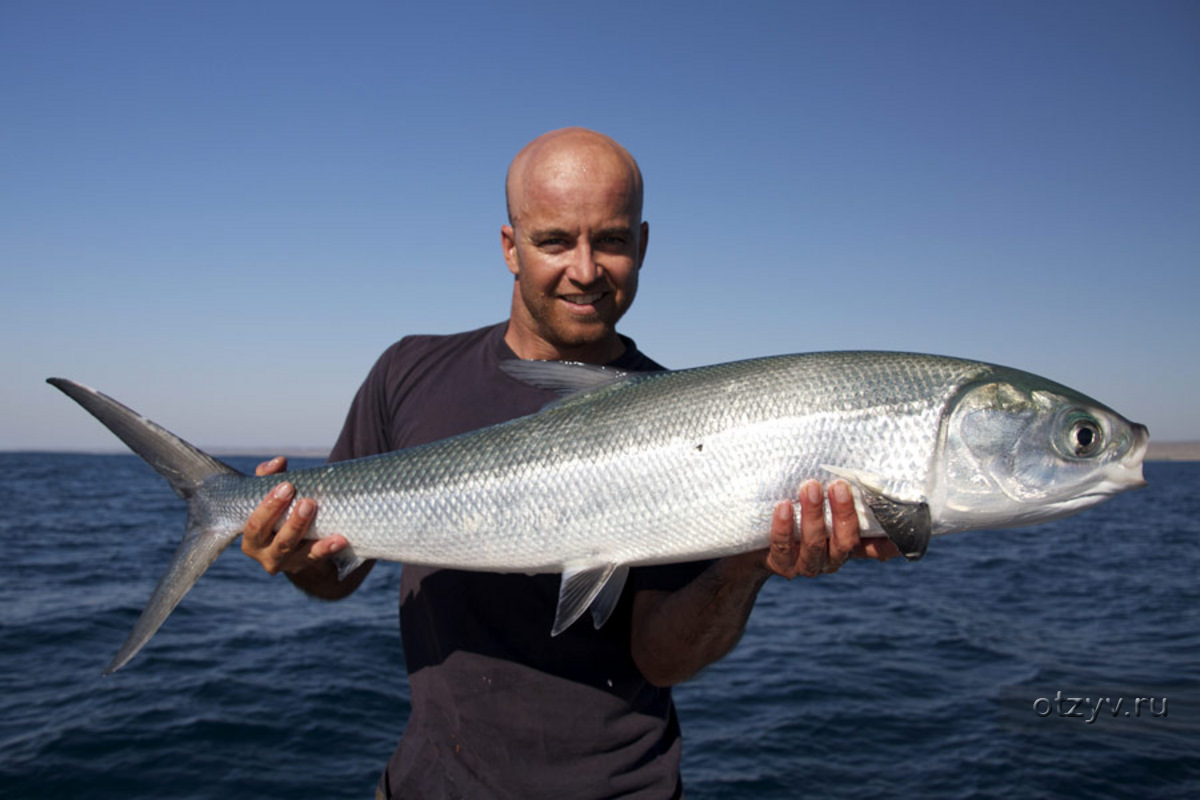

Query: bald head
[499,128,648,363]
[505,128,644,227]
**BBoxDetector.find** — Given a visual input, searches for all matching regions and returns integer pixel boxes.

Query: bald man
[241,128,898,799]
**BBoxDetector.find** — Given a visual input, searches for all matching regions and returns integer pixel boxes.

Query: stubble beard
[522,287,628,355]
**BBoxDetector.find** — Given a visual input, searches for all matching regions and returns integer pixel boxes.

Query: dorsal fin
[498,360,640,399]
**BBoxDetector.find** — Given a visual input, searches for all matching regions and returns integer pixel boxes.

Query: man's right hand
[240,456,355,581]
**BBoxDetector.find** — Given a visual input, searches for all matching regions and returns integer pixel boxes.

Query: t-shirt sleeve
[327,344,401,463]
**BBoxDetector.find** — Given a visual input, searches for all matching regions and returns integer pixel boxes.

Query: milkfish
[49,351,1148,673]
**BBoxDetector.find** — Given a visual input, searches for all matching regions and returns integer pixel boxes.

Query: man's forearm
[628,483,887,687]
[631,551,771,687]
[286,558,375,600]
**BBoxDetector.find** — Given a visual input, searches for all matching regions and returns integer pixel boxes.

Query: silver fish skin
[48,351,1148,673]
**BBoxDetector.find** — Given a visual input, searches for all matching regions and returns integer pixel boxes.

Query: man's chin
[544,316,619,350]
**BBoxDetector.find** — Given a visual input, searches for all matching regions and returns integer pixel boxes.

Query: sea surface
[1,453,1197,799]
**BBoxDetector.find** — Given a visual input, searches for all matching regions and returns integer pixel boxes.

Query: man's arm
[240,456,374,600]
[630,480,900,687]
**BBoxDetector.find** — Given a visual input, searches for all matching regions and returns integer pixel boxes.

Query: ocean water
[1,453,1196,799]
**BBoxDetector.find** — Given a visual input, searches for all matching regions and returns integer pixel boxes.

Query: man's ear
[501,224,520,276]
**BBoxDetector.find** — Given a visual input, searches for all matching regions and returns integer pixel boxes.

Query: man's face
[502,147,647,360]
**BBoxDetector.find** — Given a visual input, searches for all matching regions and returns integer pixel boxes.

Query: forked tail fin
[47,379,244,673]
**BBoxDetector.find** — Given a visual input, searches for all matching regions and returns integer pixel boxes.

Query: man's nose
[565,243,602,285]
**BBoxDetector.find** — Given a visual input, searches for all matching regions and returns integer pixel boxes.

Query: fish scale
[48,351,1147,672]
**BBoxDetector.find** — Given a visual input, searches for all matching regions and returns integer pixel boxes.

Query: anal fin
[553,562,618,636]
[330,546,367,580]
[589,565,629,630]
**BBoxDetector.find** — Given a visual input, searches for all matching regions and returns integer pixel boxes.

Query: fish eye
[1069,417,1103,458]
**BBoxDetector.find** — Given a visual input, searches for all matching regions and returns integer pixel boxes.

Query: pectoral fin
[862,493,931,561]
[820,465,931,561]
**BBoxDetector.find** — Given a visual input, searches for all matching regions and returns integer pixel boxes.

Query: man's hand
[763,479,901,578]
[240,456,350,576]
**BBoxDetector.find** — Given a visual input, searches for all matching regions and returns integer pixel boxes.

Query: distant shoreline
[8,443,1200,462]
[1144,441,1200,462]
[0,447,333,460]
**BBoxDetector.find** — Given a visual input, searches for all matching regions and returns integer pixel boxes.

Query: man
[241,128,899,798]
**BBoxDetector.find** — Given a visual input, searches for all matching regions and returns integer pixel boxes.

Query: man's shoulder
[348,322,507,416]
[612,334,666,373]
[381,322,506,366]
[363,322,506,387]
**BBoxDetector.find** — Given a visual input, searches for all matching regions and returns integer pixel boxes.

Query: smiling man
[501,128,646,363]
[241,128,897,799]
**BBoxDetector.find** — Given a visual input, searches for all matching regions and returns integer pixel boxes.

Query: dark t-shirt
[328,322,708,799]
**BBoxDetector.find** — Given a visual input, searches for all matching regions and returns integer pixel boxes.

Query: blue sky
[2,0,1197,450]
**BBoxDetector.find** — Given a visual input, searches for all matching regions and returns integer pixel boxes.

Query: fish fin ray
[866,494,931,561]
[49,378,247,672]
[498,360,644,401]
[331,547,366,580]
[590,565,629,629]
[105,522,240,674]
[820,464,888,494]
[47,379,240,497]
[552,562,618,636]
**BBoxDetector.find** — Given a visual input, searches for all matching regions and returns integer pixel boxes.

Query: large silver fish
[49,351,1148,673]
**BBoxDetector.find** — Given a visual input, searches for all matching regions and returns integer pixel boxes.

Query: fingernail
[776,501,793,522]
[328,539,345,553]
[297,499,314,519]
[832,481,851,504]
[804,481,822,504]
[274,483,294,501]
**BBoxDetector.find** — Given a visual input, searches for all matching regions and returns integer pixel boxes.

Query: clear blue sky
[3,0,1197,450]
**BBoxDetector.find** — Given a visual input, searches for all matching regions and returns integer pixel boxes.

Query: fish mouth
[1118,422,1150,489]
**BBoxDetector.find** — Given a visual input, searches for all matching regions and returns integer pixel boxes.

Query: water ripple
[1,455,1196,798]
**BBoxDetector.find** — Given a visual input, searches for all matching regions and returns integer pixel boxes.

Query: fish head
[937,375,1148,532]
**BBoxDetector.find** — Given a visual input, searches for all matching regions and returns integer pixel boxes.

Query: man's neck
[503,321,626,364]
